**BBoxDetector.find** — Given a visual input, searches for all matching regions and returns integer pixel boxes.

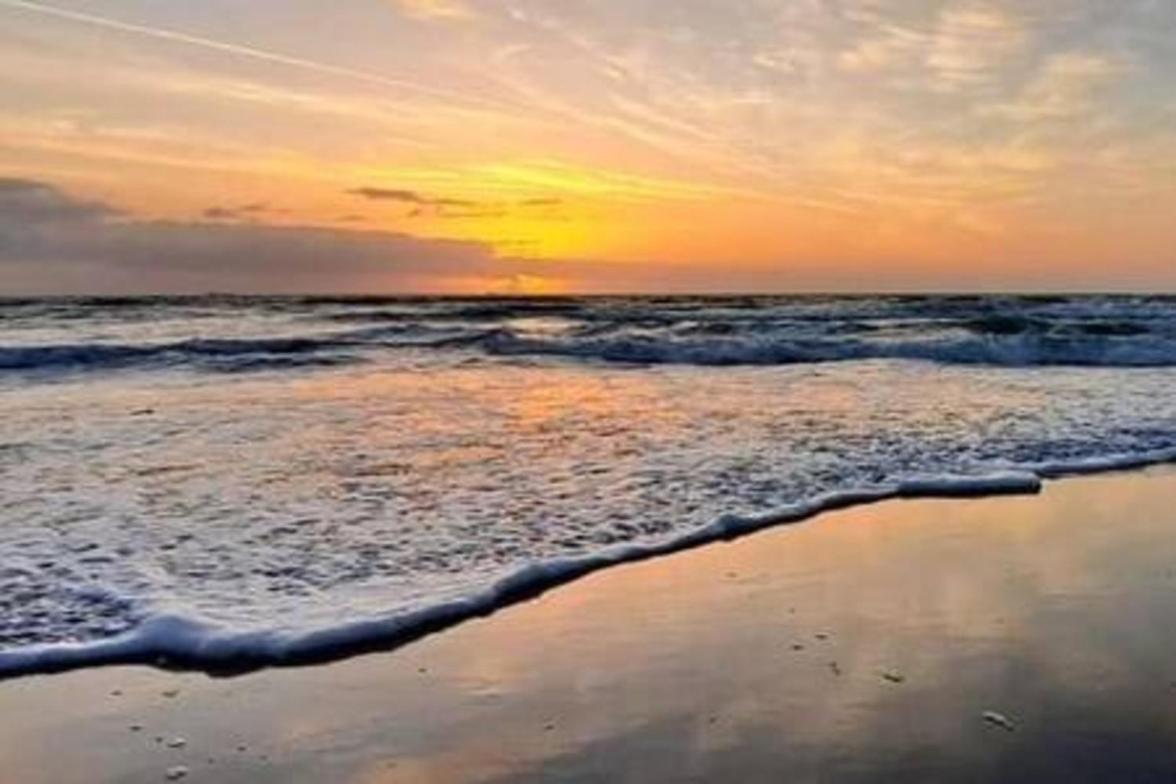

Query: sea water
[2,295,1175,674]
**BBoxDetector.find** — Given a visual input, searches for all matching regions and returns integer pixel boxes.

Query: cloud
[836,3,1029,91]
[392,0,474,22]
[0,178,118,224]
[0,178,519,294]
[986,52,1123,121]
[347,187,474,208]
[838,37,911,74]
[348,185,564,219]
[925,4,1027,90]
[201,202,270,221]
[347,187,428,204]
[0,0,505,111]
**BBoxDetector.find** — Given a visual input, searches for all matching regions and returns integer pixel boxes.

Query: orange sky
[1,0,1175,293]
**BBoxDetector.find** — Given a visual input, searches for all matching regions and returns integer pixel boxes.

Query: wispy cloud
[838,32,921,75]
[392,0,474,22]
[836,2,1030,91]
[0,0,509,110]
[348,187,474,208]
[987,52,1124,121]
[925,4,1028,90]
[201,202,271,222]
[347,184,565,220]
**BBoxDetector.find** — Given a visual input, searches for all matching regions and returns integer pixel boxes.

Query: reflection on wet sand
[5,468,1176,783]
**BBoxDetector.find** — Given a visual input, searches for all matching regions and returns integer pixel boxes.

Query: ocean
[3,294,1176,676]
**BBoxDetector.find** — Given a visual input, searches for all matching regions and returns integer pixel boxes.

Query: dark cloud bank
[0,178,525,295]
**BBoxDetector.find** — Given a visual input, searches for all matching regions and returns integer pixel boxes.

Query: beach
[5,466,1176,783]
[3,0,1176,777]
[4,0,1176,777]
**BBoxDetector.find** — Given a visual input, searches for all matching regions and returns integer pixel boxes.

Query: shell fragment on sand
[982,711,1016,732]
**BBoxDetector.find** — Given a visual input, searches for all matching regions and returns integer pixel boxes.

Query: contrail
[0,0,513,111]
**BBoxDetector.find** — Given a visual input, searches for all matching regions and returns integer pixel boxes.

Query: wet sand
[4,467,1176,783]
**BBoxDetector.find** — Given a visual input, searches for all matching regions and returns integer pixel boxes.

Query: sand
[4,467,1176,783]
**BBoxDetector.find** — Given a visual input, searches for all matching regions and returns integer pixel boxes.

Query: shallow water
[3,295,1176,674]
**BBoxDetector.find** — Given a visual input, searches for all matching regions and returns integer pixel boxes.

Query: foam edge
[4,451,1175,681]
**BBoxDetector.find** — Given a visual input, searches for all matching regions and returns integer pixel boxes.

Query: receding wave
[0,472,1040,677]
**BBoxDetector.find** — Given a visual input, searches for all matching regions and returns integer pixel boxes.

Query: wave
[7,327,1176,374]
[0,324,503,374]
[6,295,1176,372]
[0,336,364,374]
[479,331,1176,367]
[4,450,1176,680]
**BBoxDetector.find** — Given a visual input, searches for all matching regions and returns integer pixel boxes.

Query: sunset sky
[1,0,1175,293]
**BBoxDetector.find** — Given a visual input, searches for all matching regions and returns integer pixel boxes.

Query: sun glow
[348,159,732,261]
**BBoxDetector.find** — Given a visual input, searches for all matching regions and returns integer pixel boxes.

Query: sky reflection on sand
[368,471,1176,782]
[346,469,1176,783]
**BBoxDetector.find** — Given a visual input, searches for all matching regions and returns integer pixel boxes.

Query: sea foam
[0,470,1044,677]
[7,456,1176,679]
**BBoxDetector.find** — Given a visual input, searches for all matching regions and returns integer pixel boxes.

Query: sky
[1,0,1175,294]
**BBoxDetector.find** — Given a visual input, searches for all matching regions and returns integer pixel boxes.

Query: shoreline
[5,452,1176,682]
[5,466,1176,782]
